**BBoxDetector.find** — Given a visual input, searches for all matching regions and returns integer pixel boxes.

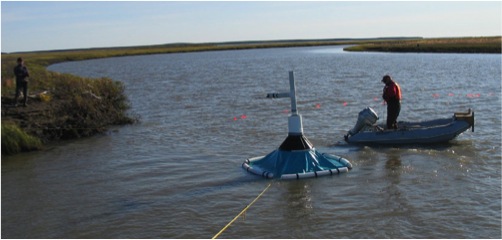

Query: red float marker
[433,93,440,98]
[448,93,455,97]
[343,102,348,106]
[466,93,480,98]
[315,103,321,109]
[233,114,248,121]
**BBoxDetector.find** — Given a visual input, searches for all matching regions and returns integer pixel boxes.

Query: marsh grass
[1,122,43,155]
[344,36,501,53]
[2,50,139,155]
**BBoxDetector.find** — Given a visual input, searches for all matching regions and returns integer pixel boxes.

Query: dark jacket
[14,64,29,82]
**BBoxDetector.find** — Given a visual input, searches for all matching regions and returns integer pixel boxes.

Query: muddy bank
[1,77,137,155]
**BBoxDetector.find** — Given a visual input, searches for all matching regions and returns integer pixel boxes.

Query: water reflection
[284,181,313,216]
[382,151,411,216]
[278,181,314,238]
[385,151,402,175]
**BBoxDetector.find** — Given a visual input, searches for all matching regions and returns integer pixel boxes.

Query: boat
[344,107,474,145]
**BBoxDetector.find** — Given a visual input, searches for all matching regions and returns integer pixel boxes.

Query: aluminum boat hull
[345,109,474,145]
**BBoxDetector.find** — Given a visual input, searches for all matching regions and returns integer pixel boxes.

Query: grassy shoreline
[1,36,500,155]
[344,36,501,53]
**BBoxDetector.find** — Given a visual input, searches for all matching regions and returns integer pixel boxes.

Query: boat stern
[454,108,474,132]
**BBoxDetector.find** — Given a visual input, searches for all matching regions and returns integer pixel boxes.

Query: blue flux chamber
[242,72,352,179]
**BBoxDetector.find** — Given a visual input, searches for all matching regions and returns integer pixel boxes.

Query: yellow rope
[212,183,272,239]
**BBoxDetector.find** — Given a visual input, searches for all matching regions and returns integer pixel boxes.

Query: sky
[1,1,501,53]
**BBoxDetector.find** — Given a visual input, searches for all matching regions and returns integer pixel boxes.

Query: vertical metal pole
[287,71,303,135]
[289,71,297,115]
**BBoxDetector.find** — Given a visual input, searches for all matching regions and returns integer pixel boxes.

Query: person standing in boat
[381,75,402,129]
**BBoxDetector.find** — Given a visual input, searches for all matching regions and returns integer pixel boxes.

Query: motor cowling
[347,107,379,136]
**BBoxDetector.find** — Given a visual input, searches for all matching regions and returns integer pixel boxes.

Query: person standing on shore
[13,57,30,107]
[381,75,402,129]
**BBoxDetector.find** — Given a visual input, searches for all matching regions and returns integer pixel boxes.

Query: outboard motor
[346,107,379,137]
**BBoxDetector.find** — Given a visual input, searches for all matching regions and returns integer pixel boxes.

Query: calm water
[3,46,501,238]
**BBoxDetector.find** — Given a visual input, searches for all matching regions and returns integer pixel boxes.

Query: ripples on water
[3,46,501,238]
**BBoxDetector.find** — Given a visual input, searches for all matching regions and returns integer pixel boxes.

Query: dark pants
[15,80,28,105]
[387,101,401,129]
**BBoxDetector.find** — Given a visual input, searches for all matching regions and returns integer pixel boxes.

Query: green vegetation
[1,123,42,155]
[2,53,137,156]
[2,36,499,156]
[344,36,501,53]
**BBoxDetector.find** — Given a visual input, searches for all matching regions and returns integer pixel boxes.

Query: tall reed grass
[1,123,42,155]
